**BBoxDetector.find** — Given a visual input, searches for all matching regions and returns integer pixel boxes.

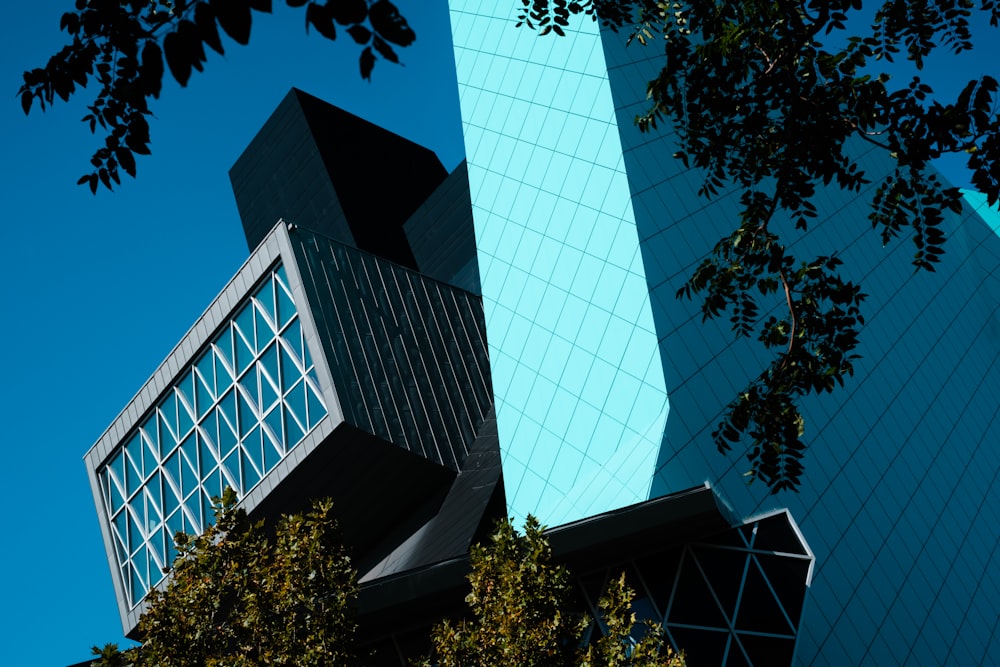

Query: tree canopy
[22,1,1000,492]
[422,516,686,667]
[89,489,359,667]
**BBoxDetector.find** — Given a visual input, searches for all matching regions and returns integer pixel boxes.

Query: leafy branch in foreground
[423,516,686,667]
[518,0,1000,492]
[89,488,358,667]
[20,0,415,193]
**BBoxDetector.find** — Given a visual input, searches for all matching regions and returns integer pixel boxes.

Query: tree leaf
[359,45,375,80]
[369,0,415,46]
[195,3,225,55]
[305,3,336,40]
[162,32,192,86]
[212,0,252,45]
[347,24,371,45]
[331,0,367,25]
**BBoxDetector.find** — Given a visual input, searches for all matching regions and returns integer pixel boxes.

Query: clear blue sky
[0,3,996,666]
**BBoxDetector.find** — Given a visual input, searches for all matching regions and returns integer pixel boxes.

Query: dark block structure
[230,88,448,268]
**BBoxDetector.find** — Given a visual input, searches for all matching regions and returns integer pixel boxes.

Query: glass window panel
[284,403,305,450]
[163,450,183,499]
[259,365,279,413]
[234,327,255,376]
[200,489,216,528]
[195,350,216,398]
[140,424,159,463]
[282,318,304,364]
[275,271,295,329]
[254,276,277,325]
[163,526,178,568]
[130,559,147,606]
[158,397,179,447]
[235,302,257,354]
[144,474,163,527]
[214,345,234,389]
[278,343,302,392]
[180,435,199,494]
[176,390,195,441]
[306,382,326,430]
[162,476,180,518]
[242,447,262,490]
[125,436,143,498]
[127,507,144,553]
[114,511,130,555]
[255,305,274,342]
[222,449,243,495]
[259,343,280,389]
[263,406,284,456]
[112,523,128,565]
[216,405,238,458]
[284,380,307,433]
[239,373,260,414]
[177,371,196,414]
[183,493,203,534]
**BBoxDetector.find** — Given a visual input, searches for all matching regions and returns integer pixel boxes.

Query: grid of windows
[96,264,327,606]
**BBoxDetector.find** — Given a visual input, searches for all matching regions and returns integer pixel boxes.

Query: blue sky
[1,3,997,665]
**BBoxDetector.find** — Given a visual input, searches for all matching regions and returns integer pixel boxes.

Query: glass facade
[96,264,327,606]
[449,1,669,524]
[449,4,1000,665]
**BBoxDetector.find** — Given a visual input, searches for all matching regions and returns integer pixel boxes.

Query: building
[83,8,999,667]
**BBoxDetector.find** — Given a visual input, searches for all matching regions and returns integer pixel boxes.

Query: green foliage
[19,0,415,192]
[519,0,1000,492]
[423,517,686,667]
[89,488,358,667]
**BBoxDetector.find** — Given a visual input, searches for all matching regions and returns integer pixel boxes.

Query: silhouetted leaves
[520,0,999,492]
[22,0,417,191]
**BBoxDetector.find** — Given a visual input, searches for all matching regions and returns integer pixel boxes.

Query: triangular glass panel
[282,319,304,365]
[197,427,219,476]
[255,275,277,327]
[195,350,216,400]
[201,489,217,530]
[124,433,144,495]
[237,386,258,436]
[755,553,811,627]
[234,327,255,377]
[140,423,160,462]
[306,381,327,428]
[255,304,274,343]
[162,526,178,569]
[263,406,284,454]
[106,464,126,515]
[176,390,195,440]
[235,303,257,353]
[279,342,302,392]
[127,506,145,554]
[142,433,159,479]
[692,545,750,622]
[164,509,184,544]
[144,474,163,526]
[176,371,196,417]
[239,369,260,412]
[635,548,683,620]
[259,365,279,413]
[214,344,234,390]
[264,427,283,472]
[181,437,199,496]
[161,474,180,518]
[147,525,165,575]
[242,449,262,491]
[242,426,264,474]
[667,550,728,629]
[216,407,239,459]
[732,556,794,635]
[276,271,296,329]
[284,403,305,451]
[114,511,130,557]
[111,519,129,565]
[158,397,179,448]
[218,391,238,442]
[183,492,203,534]
[163,450,182,501]
[222,449,243,495]
[109,451,127,501]
[130,558,147,606]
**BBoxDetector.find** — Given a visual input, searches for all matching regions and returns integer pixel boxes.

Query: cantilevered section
[85,221,494,635]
